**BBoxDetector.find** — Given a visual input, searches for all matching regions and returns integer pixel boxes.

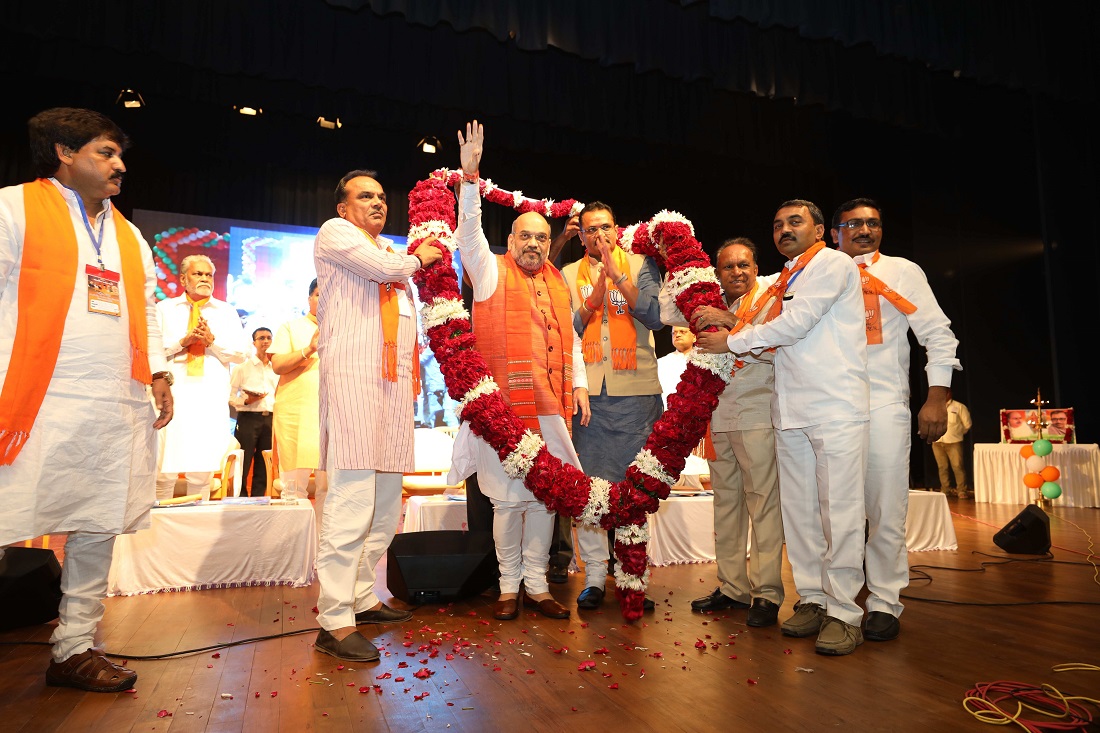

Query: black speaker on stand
[0,547,62,632]
[993,504,1051,555]
[386,530,497,605]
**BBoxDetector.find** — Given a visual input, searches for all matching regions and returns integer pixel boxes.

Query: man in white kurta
[697,200,870,656]
[270,279,324,520]
[311,170,443,663]
[447,122,590,621]
[833,198,961,642]
[0,108,172,691]
[155,254,246,499]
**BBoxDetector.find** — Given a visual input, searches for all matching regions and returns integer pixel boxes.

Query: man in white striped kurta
[312,170,443,663]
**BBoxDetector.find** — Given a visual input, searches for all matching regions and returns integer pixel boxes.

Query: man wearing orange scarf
[447,121,591,623]
[832,198,961,644]
[697,200,870,656]
[312,169,443,663]
[0,108,173,691]
[560,202,665,611]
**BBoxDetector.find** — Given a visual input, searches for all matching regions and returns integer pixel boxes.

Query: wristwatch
[151,370,175,386]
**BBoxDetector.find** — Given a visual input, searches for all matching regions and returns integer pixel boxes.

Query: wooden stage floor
[2,498,1098,732]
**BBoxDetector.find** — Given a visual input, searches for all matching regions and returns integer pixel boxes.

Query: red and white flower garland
[408,169,735,620]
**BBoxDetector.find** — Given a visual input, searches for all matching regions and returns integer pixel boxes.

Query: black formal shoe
[577,586,605,609]
[315,630,381,662]
[864,611,901,641]
[643,596,656,611]
[746,598,780,627]
[548,566,569,584]
[354,604,413,625]
[690,587,751,612]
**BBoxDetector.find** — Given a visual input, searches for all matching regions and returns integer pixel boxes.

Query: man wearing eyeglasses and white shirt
[831,197,961,644]
[559,202,664,612]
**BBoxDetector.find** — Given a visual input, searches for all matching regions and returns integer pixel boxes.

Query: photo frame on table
[999,408,1075,444]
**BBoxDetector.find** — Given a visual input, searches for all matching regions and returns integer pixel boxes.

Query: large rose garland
[408,169,737,620]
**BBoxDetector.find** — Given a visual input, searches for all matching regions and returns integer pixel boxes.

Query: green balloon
[1032,439,1054,457]
[1040,481,1062,499]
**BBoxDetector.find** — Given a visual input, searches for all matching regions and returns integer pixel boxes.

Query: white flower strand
[420,297,469,331]
[458,376,500,411]
[687,349,738,384]
[650,209,695,237]
[613,564,651,592]
[663,266,718,301]
[578,477,613,529]
[615,523,650,546]
[501,430,545,480]
[633,449,676,487]
[618,223,642,253]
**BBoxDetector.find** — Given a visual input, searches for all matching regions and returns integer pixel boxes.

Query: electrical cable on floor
[0,626,324,660]
[901,551,1100,606]
[1046,513,1100,588]
[962,664,1099,732]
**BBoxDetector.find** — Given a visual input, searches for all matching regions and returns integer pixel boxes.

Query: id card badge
[398,289,413,317]
[86,265,122,317]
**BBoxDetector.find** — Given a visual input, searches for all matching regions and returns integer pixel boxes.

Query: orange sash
[857,252,917,345]
[577,247,637,370]
[356,228,419,393]
[185,293,209,375]
[0,179,150,465]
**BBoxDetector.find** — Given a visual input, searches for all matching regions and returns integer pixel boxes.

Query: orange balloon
[1023,473,1044,489]
[1020,445,1035,459]
[1040,466,1061,482]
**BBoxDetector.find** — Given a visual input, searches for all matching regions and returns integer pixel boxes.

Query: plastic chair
[209,449,244,499]
[402,427,464,496]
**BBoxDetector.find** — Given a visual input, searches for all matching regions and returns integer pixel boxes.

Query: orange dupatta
[0,179,150,465]
[576,247,637,370]
[857,252,917,344]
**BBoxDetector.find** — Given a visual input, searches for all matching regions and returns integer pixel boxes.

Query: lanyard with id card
[87,265,122,317]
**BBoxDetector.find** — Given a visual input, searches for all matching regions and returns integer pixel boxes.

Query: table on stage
[647,494,717,566]
[107,501,317,596]
[974,443,1100,508]
[905,490,957,551]
[401,495,470,533]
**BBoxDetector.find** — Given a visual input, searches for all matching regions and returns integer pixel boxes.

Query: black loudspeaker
[993,505,1051,555]
[387,530,497,605]
[0,547,62,632]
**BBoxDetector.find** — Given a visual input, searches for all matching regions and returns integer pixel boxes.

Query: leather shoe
[354,604,413,625]
[746,598,780,627]
[315,630,381,662]
[864,611,900,641]
[46,649,137,692]
[690,587,751,612]
[577,586,605,609]
[493,597,519,620]
[523,593,570,619]
[548,566,569,584]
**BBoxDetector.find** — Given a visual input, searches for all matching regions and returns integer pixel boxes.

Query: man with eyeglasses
[696,199,869,655]
[447,120,591,622]
[831,197,961,644]
[559,201,665,611]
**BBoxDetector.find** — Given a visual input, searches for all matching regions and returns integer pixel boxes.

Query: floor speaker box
[0,547,62,632]
[993,504,1051,555]
[387,530,496,605]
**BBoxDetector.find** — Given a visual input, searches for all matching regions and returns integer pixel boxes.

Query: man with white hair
[155,254,247,499]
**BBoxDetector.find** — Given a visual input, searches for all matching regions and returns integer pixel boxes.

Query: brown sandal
[46,649,137,692]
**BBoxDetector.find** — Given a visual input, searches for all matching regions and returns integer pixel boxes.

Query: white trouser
[709,427,784,605]
[155,472,212,501]
[50,532,116,662]
[283,468,329,536]
[864,403,911,617]
[776,420,868,627]
[491,499,555,596]
[315,467,403,630]
[574,523,609,588]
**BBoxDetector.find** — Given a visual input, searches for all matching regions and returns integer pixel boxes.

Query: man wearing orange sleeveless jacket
[0,108,173,691]
[447,121,591,621]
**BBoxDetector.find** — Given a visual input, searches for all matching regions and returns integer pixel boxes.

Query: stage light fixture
[417,136,442,154]
[233,105,262,116]
[317,116,342,130]
[115,89,145,109]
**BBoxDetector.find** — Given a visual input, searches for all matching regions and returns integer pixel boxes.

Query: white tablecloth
[401,495,469,533]
[904,490,957,551]
[974,443,1100,508]
[107,502,317,596]
[647,494,717,566]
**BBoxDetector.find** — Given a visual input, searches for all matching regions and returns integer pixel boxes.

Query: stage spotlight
[115,89,145,109]
[317,116,342,130]
[417,136,442,154]
[233,105,262,116]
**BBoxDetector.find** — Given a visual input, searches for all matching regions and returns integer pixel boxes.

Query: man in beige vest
[670,238,785,626]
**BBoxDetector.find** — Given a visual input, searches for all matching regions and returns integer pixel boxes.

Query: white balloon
[1025,454,1046,473]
